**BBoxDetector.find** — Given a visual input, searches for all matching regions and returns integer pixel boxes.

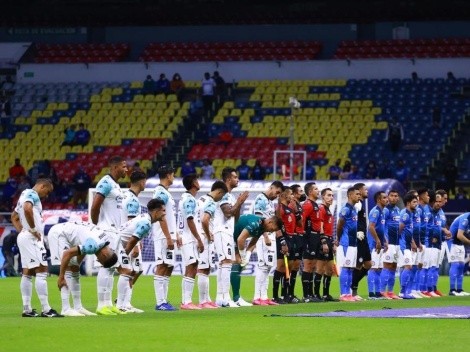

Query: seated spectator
[72,167,92,208]
[155,73,171,95]
[394,159,409,189]
[339,160,352,180]
[181,160,196,177]
[61,125,76,147]
[27,161,42,185]
[9,158,26,181]
[200,159,215,179]
[143,75,156,95]
[53,180,74,203]
[304,160,316,180]
[217,130,233,146]
[41,160,59,187]
[328,159,342,180]
[455,187,468,200]
[213,71,226,97]
[236,159,251,180]
[170,73,185,96]
[74,123,91,147]
[364,160,378,179]
[251,160,266,181]
[378,160,393,179]
[347,164,362,180]
[2,177,18,210]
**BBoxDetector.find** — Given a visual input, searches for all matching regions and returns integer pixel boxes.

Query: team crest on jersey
[405,258,410,263]
[345,259,351,265]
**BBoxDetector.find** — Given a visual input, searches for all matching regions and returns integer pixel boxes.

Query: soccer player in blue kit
[448,212,470,296]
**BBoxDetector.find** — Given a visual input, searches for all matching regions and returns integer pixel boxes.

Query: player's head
[147,198,166,222]
[304,182,319,200]
[263,216,283,232]
[436,189,448,206]
[34,178,54,198]
[353,182,367,199]
[321,187,334,206]
[210,180,228,201]
[182,173,199,191]
[407,189,418,199]
[221,167,239,189]
[158,165,175,183]
[266,181,284,200]
[109,156,128,179]
[404,192,418,210]
[347,186,360,204]
[290,184,306,202]
[375,191,388,206]
[432,193,443,211]
[130,170,147,190]
[387,190,400,205]
[417,187,430,204]
[279,186,293,204]
[96,245,118,268]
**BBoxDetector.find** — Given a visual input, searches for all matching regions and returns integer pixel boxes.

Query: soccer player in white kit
[117,170,147,313]
[51,221,118,316]
[197,180,228,308]
[152,165,178,311]
[115,198,166,312]
[214,167,249,308]
[177,174,204,310]
[90,155,128,315]
[11,178,61,317]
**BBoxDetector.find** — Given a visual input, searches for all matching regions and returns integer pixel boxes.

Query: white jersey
[197,194,217,235]
[51,221,111,255]
[152,184,177,240]
[95,174,125,229]
[122,189,141,219]
[251,192,275,218]
[118,213,153,245]
[14,188,45,234]
[213,192,236,233]
[177,192,200,245]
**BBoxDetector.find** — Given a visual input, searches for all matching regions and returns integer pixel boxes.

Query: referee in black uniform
[350,182,372,299]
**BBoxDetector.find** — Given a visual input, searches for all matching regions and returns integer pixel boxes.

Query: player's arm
[368,221,381,252]
[188,216,204,252]
[57,246,80,289]
[335,217,345,245]
[201,213,212,241]
[237,228,251,253]
[90,193,105,225]
[125,236,140,256]
[23,201,41,240]
[11,210,22,232]
[221,191,249,220]
[456,229,470,245]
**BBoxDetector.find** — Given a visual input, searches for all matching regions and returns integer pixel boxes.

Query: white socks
[21,275,33,312]
[70,272,83,310]
[97,267,111,309]
[61,271,72,312]
[220,263,232,303]
[182,276,195,305]
[198,273,210,304]
[154,275,166,305]
[35,272,51,313]
[117,275,131,308]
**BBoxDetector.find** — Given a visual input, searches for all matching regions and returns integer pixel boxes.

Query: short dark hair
[428,190,437,204]
[321,187,332,196]
[417,187,429,196]
[436,189,447,197]
[109,155,124,166]
[147,198,165,211]
[130,170,146,184]
[388,189,399,195]
[404,193,417,204]
[158,165,175,179]
[347,187,357,196]
[271,181,284,189]
[374,191,386,203]
[353,182,366,191]
[290,184,301,194]
[304,182,316,195]
[36,178,53,187]
[211,180,228,193]
[182,173,198,190]
[221,167,236,182]
[102,252,118,268]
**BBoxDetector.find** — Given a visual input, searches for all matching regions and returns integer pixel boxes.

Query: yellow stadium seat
[90,102,102,110]
[155,94,165,102]
[144,95,155,102]
[131,81,143,88]
[100,95,112,103]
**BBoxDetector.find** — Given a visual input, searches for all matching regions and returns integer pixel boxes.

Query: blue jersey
[427,208,444,249]
[339,203,358,247]
[411,208,422,244]
[449,213,470,246]
[367,205,386,250]
[384,204,400,245]
[399,208,414,250]
[418,204,430,245]
[439,210,448,242]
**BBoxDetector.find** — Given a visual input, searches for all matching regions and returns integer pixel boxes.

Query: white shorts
[18,230,48,269]
[411,250,419,266]
[427,247,440,268]
[117,241,132,270]
[131,249,143,273]
[213,230,235,262]
[399,249,413,267]
[383,244,399,264]
[181,242,199,266]
[439,241,449,265]
[154,238,175,266]
[338,245,357,269]
[417,245,426,265]
[49,227,80,267]
[370,249,384,269]
[198,238,216,270]
[256,232,276,268]
[448,244,465,263]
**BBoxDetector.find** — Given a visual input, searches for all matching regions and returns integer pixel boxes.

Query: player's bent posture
[336,187,360,302]
[250,181,283,305]
[214,167,249,308]
[116,199,166,312]
[119,170,147,313]
[53,221,118,316]
[90,155,128,315]
[366,191,388,300]
[177,174,204,310]
[197,180,228,308]
[448,212,470,296]
[398,193,419,299]
[11,178,61,317]
[152,165,178,311]
[380,190,401,299]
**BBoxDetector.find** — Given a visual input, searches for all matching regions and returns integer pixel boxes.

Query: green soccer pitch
[1,275,469,352]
